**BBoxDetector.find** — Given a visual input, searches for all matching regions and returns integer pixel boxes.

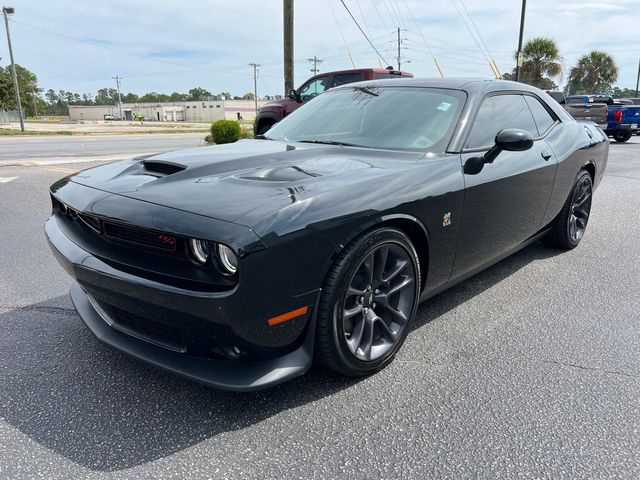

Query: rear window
[331,73,364,87]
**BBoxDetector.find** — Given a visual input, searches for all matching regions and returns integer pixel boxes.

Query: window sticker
[438,102,452,111]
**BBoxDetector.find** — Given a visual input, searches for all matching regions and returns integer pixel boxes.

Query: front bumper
[46,215,320,391]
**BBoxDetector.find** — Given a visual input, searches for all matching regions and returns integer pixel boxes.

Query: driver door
[451,93,558,278]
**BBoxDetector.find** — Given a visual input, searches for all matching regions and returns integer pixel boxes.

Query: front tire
[613,131,632,142]
[315,228,420,376]
[544,170,593,249]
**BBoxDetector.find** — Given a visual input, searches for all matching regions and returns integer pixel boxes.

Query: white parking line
[0,152,157,167]
[0,177,18,183]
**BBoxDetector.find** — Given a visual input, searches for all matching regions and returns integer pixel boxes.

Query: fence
[0,110,20,124]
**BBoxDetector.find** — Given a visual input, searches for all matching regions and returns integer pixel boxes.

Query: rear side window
[331,73,363,87]
[466,94,538,149]
[524,96,556,135]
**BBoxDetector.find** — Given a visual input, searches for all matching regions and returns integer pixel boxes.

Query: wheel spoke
[362,252,374,286]
[387,276,413,297]
[347,285,366,298]
[374,246,389,283]
[346,316,365,354]
[382,259,408,283]
[361,314,375,360]
[343,305,363,319]
[575,192,591,207]
[379,302,408,324]
[376,316,397,341]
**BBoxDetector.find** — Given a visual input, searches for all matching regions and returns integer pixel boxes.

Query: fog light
[188,239,210,264]
[216,244,238,274]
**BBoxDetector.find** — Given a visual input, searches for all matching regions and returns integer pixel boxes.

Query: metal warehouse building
[69,99,268,123]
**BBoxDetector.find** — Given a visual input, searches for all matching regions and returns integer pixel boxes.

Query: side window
[331,73,364,87]
[524,96,556,135]
[466,94,538,149]
[299,76,331,100]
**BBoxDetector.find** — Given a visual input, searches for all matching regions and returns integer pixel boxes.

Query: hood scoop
[142,161,186,176]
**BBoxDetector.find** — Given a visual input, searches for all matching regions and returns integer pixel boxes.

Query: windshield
[265,86,466,152]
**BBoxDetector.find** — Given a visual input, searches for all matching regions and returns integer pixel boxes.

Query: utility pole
[283,0,294,95]
[635,58,640,97]
[3,7,24,132]
[515,0,527,82]
[397,27,401,71]
[249,63,260,116]
[112,75,123,119]
[307,56,322,75]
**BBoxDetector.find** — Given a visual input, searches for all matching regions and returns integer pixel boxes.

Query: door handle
[541,150,553,161]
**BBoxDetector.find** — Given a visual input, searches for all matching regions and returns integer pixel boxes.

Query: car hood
[69,139,425,229]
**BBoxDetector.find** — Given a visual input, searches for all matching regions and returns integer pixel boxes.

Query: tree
[516,37,562,88]
[122,92,139,103]
[95,87,119,105]
[241,92,255,100]
[187,87,212,101]
[0,64,40,116]
[567,51,619,94]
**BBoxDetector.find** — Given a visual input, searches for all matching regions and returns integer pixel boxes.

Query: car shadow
[0,241,561,472]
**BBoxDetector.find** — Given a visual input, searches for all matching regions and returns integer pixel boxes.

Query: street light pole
[249,63,260,116]
[2,6,24,132]
[112,75,123,119]
[635,58,640,97]
[515,0,527,82]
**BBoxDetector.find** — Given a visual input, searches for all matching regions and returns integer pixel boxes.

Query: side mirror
[464,129,534,175]
[288,89,300,102]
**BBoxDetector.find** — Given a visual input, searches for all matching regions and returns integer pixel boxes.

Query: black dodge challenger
[46,79,608,391]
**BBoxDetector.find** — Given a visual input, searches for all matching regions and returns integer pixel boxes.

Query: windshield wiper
[255,134,271,140]
[355,86,379,97]
[298,140,363,147]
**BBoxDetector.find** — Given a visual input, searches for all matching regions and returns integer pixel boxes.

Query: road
[0,133,205,165]
[0,140,639,479]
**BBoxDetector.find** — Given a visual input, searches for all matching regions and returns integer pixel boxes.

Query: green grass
[0,128,73,136]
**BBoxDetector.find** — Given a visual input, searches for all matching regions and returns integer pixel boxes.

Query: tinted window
[331,73,363,87]
[466,94,538,149]
[524,96,556,135]
[266,87,466,152]
[299,76,331,99]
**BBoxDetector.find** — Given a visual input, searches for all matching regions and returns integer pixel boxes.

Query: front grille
[103,222,177,252]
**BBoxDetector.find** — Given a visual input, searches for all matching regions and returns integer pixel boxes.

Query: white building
[69,99,269,123]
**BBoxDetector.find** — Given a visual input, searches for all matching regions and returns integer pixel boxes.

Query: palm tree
[568,51,619,94]
[516,37,562,88]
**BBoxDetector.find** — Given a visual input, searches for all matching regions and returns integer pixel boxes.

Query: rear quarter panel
[543,121,608,225]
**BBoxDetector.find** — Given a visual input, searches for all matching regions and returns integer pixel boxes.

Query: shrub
[210,120,241,144]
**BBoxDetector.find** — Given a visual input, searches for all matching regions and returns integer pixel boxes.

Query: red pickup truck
[255,67,413,135]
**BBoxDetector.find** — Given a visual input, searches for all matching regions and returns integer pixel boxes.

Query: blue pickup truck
[566,95,640,142]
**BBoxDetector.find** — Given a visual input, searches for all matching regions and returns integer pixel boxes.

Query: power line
[327,0,357,68]
[400,0,444,77]
[458,0,501,77]
[340,0,390,66]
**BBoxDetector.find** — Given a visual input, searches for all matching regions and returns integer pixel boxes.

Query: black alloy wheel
[544,169,593,249]
[315,228,420,376]
[342,244,415,361]
[568,173,592,243]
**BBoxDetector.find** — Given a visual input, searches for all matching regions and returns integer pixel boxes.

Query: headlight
[188,239,210,265]
[216,244,238,274]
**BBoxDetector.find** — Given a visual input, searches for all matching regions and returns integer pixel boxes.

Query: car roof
[331,77,546,95]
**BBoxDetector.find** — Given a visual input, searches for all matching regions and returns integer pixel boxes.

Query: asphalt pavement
[0,133,205,165]
[0,138,639,479]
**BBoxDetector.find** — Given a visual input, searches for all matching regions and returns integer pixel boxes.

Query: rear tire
[315,228,420,376]
[544,170,593,249]
[613,131,632,142]
[257,121,274,135]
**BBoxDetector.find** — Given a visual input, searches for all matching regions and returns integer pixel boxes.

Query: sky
[1,0,639,98]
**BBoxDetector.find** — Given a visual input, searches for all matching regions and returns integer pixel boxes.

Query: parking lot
[0,138,639,479]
